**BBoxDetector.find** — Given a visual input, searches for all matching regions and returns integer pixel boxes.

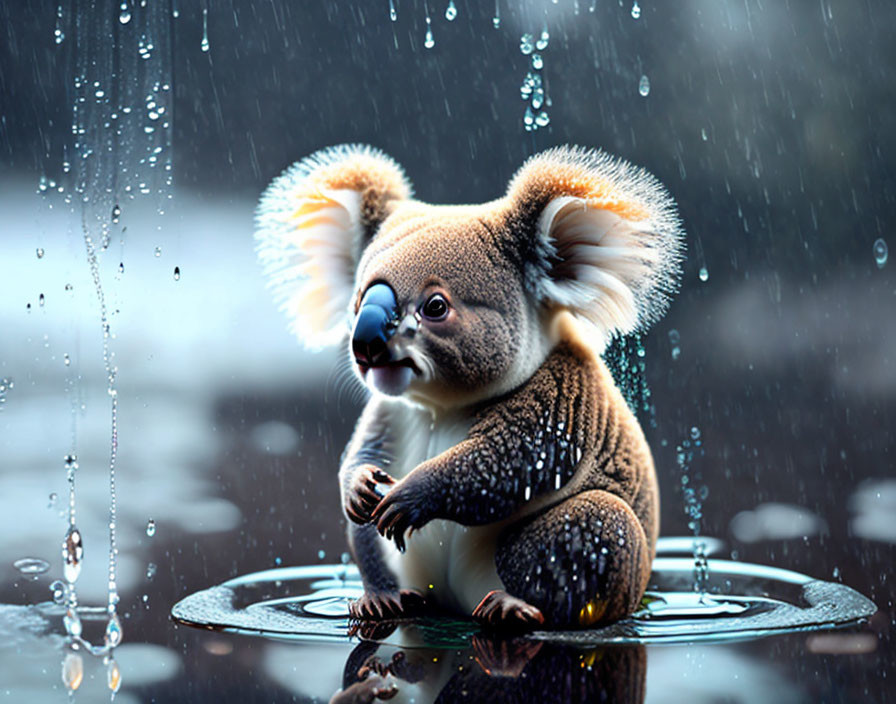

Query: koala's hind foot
[496,490,652,628]
[472,590,545,631]
[349,588,427,621]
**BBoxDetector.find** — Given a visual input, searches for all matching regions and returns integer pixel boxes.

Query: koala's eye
[421,293,449,321]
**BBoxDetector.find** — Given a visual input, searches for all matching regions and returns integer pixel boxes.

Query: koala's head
[256,144,683,410]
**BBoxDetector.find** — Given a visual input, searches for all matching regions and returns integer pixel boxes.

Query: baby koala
[256,144,683,629]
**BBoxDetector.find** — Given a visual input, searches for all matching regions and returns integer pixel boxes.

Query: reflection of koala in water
[256,144,683,629]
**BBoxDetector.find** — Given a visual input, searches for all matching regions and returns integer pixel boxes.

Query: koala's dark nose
[352,283,398,367]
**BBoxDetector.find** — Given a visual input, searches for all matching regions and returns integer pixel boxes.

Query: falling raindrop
[62,525,83,583]
[318,549,326,560]
[445,1,457,21]
[531,53,543,70]
[388,0,397,21]
[50,580,68,604]
[701,127,709,141]
[65,283,73,293]
[535,111,550,127]
[118,262,125,275]
[173,266,181,281]
[39,293,46,307]
[111,204,121,223]
[118,1,131,24]
[54,4,65,44]
[49,492,58,508]
[201,7,210,52]
[523,105,535,130]
[154,246,162,257]
[631,1,641,19]
[105,611,123,648]
[146,518,156,537]
[36,247,45,259]
[13,557,51,576]
[424,16,434,49]
[873,238,888,268]
[492,0,500,28]
[519,33,534,55]
[62,650,84,690]
[64,353,71,366]
[699,266,709,282]
[146,562,157,580]
[535,27,549,51]
[639,74,651,97]
[107,659,122,692]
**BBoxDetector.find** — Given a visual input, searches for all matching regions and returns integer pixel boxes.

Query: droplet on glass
[445,1,457,21]
[873,238,888,268]
[639,74,650,97]
[631,1,641,19]
[699,266,709,282]
[146,518,156,537]
[62,525,83,583]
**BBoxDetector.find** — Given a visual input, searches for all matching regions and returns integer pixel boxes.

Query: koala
[256,144,683,629]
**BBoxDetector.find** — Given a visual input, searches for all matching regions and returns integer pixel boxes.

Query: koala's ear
[506,146,684,342]
[255,144,412,348]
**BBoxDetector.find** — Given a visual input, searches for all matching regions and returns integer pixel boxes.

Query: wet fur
[256,144,683,628]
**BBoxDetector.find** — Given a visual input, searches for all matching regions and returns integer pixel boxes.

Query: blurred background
[0,0,894,701]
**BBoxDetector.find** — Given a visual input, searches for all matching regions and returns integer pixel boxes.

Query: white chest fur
[382,403,503,614]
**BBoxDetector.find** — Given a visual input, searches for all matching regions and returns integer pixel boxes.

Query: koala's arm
[373,342,635,549]
[339,398,399,524]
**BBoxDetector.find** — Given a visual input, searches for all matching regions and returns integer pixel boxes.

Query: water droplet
[62,525,83,583]
[701,127,708,141]
[64,606,82,637]
[119,1,131,24]
[873,238,888,268]
[64,353,71,366]
[173,266,181,281]
[54,4,65,44]
[639,74,650,97]
[65,283,73,293]
[631,1,641,19]
[523,104,535,128]
[62,650,84,690]
[531,53,543,70]
[36,247,45,259]
[50,579,67,604]
[690,426,701,440]
[39,293,46,307]
[519,33,534,55]
[445,1,457,21]
[341,552,351,565]
[146,562,157,579]
[111,204,121,223]
[64,454,79,475]
[13,557,50,576]
[492,0,500,28]
[389,0,397,21]
[107,658,122,692]
[699,266,709,282]
[535,110,550,127]
[424,17,435,48]
[105,611,123,648]
[118,262,125,275]
[49,492,58,508]
[154,246,162,257]
[317,549,326,560]
[146,518,156,537]
[535,28,549,51]
[200,7,210,52]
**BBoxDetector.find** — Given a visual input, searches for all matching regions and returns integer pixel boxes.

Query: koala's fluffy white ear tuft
[255,144,412,348]
[507,145,684,343]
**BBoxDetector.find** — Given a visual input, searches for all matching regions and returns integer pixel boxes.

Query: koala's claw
[349,589,427,622]
[472,590,545,631]
[346,465,396,525]
[370,483,428,552]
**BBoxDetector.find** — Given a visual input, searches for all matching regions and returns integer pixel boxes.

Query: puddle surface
[171,537,876,647]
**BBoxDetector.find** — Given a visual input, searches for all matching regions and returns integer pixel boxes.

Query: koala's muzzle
[352,283,399,367]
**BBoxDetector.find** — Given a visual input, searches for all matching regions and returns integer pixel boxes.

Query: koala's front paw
[371,477,436,552]
[345,465,396,524]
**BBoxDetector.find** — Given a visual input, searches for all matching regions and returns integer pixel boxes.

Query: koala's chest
[389,407,472,478]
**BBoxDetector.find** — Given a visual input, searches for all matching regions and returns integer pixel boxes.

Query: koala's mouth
[355,357,421,376]
[356,357,422,397]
